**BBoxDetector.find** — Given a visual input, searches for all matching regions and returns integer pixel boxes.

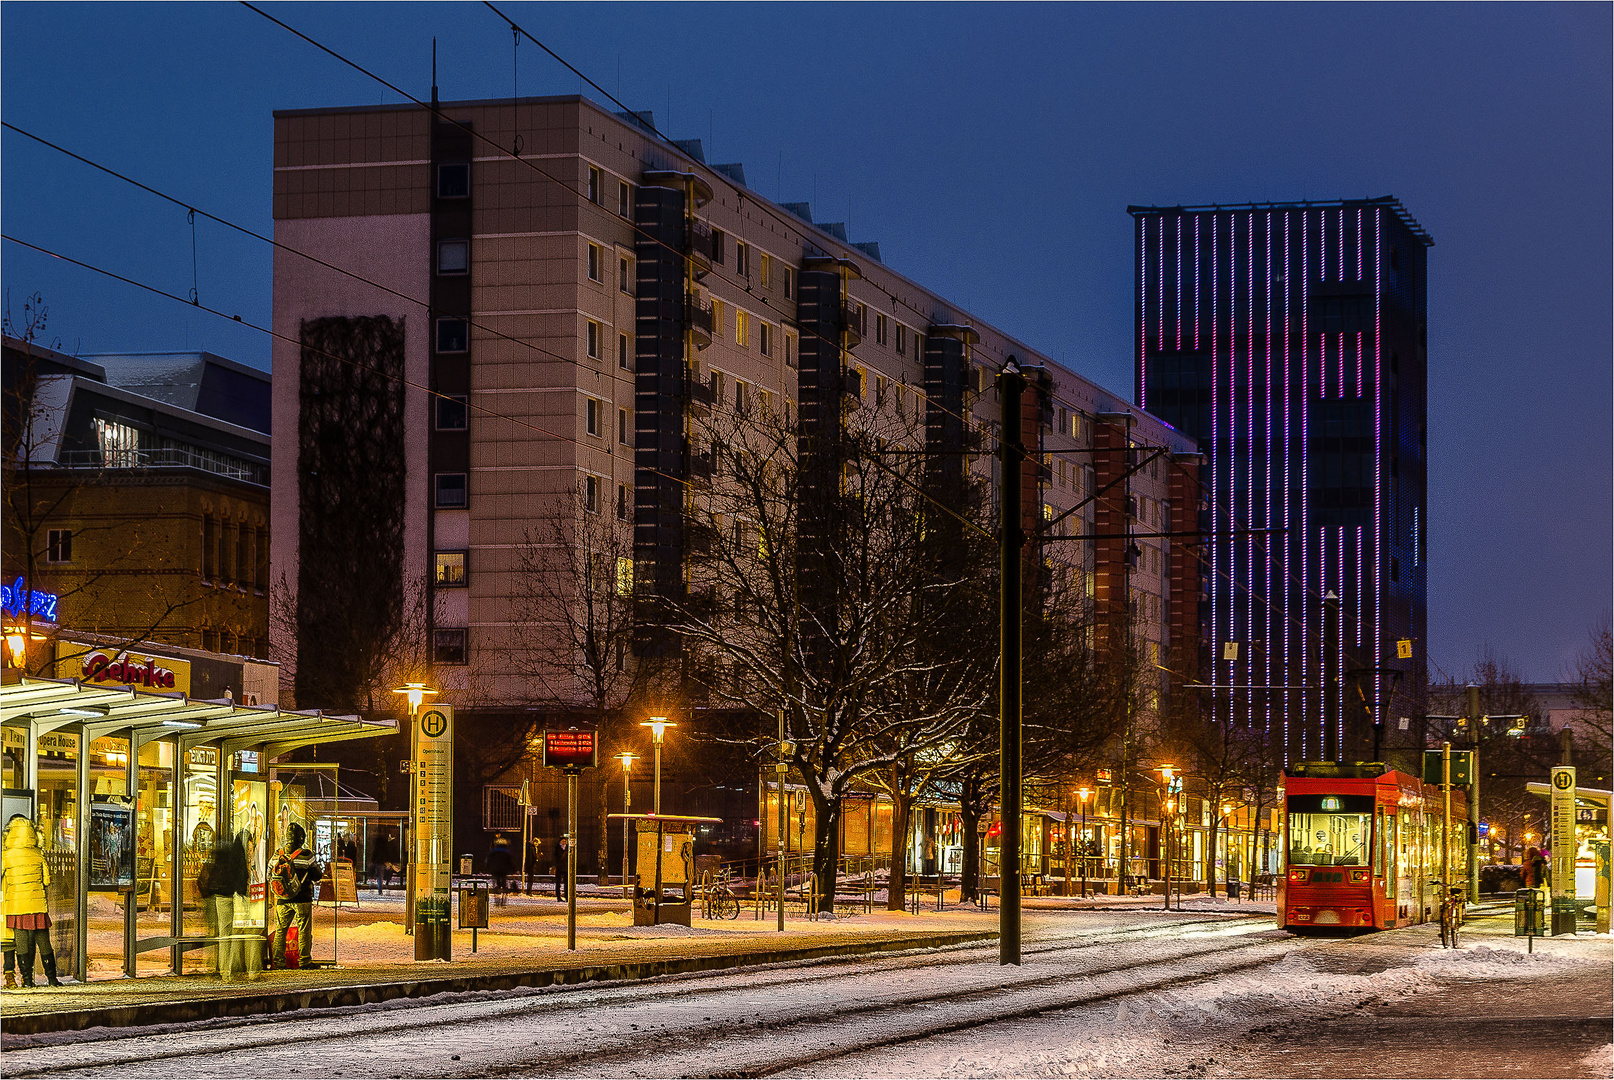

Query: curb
[1,931,998,1036]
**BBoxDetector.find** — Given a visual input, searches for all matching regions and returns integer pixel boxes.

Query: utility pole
[998,358,1025,966]
[1466,684,1481,905]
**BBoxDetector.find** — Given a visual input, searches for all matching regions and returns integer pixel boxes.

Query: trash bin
[1514,888,1543,937]
[1551,896,1578,936]
[1228,879,1242,900]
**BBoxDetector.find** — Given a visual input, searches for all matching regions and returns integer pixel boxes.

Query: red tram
[1277,762,1468,932]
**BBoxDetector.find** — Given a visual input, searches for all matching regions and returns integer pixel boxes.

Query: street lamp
[391,681,438,934]
[1154,766,1178,908]
[615,752,637,898]
[1076,787,1093,898]
[640,717,677,815]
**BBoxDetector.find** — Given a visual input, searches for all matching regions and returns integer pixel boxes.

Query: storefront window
[1287,793,1373,866]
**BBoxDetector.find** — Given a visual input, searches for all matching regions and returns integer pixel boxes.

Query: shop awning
[1,675,396,754]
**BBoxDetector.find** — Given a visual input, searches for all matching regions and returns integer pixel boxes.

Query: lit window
[47,529,73,564]
[588,243,603,282]
[93,418,140,466]
[760,253,773,289]
[433,628,468,665]
[435,473,467,508]
[735,310,749,348]
[435,394,469,431]
[437,239,469,275]
[585,397,602,437]
[434,551,467,587]
[436,319,469,353]
[586,320,602,360]
[436,163,469,199]
[587,166,602,204]
[616,556,634,596]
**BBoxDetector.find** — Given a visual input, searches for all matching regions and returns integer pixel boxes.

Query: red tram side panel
[1277,762,1468,933]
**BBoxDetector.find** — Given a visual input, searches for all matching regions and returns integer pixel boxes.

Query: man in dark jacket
[488,834,513,904]
[201,831,251,979]
[270,822,323,969]
[373,830,399,893]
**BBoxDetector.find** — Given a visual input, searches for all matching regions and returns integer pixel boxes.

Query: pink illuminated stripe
[1139,216,1148,407]
[1194,217,1201,350]
[1176,215,1183,352]
[1211,212,1220,722]
[1282,212,1291,758]
[1338,209,1345,283]
[1158,211,1165,352]
[1373,208,1383,703]
[1338,525,1346,754]
[1356,524,1364,647]
[1356,207,1363,282]
[1356,331,1363,397]
[1300,209,1309,761]
[1246,211,1255,729]
[1265,211,1274,735]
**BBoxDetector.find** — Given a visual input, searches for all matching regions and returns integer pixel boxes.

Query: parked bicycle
[700,868,741,920]
[1430,879,1466,948]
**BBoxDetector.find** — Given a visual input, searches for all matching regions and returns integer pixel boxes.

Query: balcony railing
[55,447,269,486]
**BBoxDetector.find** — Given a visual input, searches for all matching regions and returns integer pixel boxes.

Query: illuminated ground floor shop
[1,675,393,982]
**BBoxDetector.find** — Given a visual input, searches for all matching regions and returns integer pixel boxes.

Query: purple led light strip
[1373,208,1383,716]
[1246,211,1255,729]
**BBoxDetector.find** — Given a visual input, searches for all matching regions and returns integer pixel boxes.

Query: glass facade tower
[1129,198,1430,765]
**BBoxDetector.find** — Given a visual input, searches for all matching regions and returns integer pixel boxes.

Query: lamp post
[616,752,636,898]
[1077,787,1092,898]
[640,717,677,924]
[391,681,437,935]
[1155,765,1178,909]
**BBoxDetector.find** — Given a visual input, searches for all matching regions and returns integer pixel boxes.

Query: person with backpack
[269,822,322,970]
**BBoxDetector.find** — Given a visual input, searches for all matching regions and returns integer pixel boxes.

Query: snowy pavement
[3,906,1605,1078]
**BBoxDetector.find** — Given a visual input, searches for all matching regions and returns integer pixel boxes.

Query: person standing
[270,822,322,970]
[2,872,14,990]
[372,830,398,894]
[487,834,513,903]
[202,831,251,980]
[526,835,544,894]
[553,835,568,900]
[1,816,61,988]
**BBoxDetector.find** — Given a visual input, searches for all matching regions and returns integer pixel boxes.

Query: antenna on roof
[431,38,439,109]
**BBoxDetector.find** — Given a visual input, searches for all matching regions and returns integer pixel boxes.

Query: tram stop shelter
[609,813,722,927]
[1,675,396,982]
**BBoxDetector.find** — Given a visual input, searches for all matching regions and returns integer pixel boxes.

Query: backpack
[270,849,309,900]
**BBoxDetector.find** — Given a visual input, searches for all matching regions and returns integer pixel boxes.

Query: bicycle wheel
[717,891,739,920]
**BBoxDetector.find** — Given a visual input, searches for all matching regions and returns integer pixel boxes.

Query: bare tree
[1568,618,1612,771]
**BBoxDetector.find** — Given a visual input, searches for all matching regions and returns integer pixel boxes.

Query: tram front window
[1287,794,1375,867]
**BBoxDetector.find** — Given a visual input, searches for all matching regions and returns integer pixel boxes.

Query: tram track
[4,914,1283,1077]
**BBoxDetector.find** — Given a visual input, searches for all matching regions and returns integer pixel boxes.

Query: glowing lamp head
[616,751,637,773]
[391,681,438,713]
[1077,787,1092,802]
[1155,764,1178,783]
[641,717,677,744]
[4,631,26,667]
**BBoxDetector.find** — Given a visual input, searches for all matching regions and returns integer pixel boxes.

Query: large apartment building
[1129,199,1430,766]
[270,95,1200,748]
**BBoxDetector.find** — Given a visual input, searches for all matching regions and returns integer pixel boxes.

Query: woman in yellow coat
[1,815,60,988]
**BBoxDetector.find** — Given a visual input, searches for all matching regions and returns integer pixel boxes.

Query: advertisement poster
[88,798,134,890]
[232,779,269,929]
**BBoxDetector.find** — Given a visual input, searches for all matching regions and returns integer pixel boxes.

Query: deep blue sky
[3,3,1609,681]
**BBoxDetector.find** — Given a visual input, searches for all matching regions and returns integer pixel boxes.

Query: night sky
[3,3,1608,682]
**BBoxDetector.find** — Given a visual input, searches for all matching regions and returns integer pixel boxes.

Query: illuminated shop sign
[1,578,58,623]
[58,643,192,693]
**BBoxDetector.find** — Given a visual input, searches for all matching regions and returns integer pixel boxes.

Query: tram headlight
[1287,868,1308,883]
[1350,870,1368,883]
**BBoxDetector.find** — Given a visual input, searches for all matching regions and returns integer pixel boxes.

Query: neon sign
[1,577,58,623]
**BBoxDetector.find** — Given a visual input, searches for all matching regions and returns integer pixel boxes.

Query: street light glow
[641,716,677,743]
[391,681,438,713]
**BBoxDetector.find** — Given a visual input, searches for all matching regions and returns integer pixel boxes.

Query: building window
[434,551,467,587]
[618,332,631,370]
[735,380,749,414]
[435,473,468,508]
[711,299,724,337]
[202,516,215,580]
[585,397,602,437]
[616,483,629,520]
[433,628,468,666]
[783,266,793,299]
[618,407,630,445]
[618,180,632,217]
[735,241,750,278]
[619,255,633,294]
[436,318,469,354]
[710,228,725,265]
[94,418,140,466]
[735,310,749,348]
[437,163,470,199]
[587,165,602,204]
[437,239,469,275]
[896,324,907,355]
[785,331,797,369]
[587,243,603,282]
[436,394,469,430]
[46,529,72,564]
[875,313,888,346]
[583,474,601,514]
[760,252,773,289]
[759,322,772,357]
[256,527,268,590]
[587,320,602,360]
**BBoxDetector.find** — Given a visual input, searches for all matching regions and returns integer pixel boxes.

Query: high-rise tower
[1129,198,1430,764]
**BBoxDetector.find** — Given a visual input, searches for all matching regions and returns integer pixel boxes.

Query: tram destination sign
[542,728,598,771]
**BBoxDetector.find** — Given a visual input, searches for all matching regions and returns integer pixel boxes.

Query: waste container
[1228,878,1242,900]
[1551,896,1578,936]
[1514,888,1543,937]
